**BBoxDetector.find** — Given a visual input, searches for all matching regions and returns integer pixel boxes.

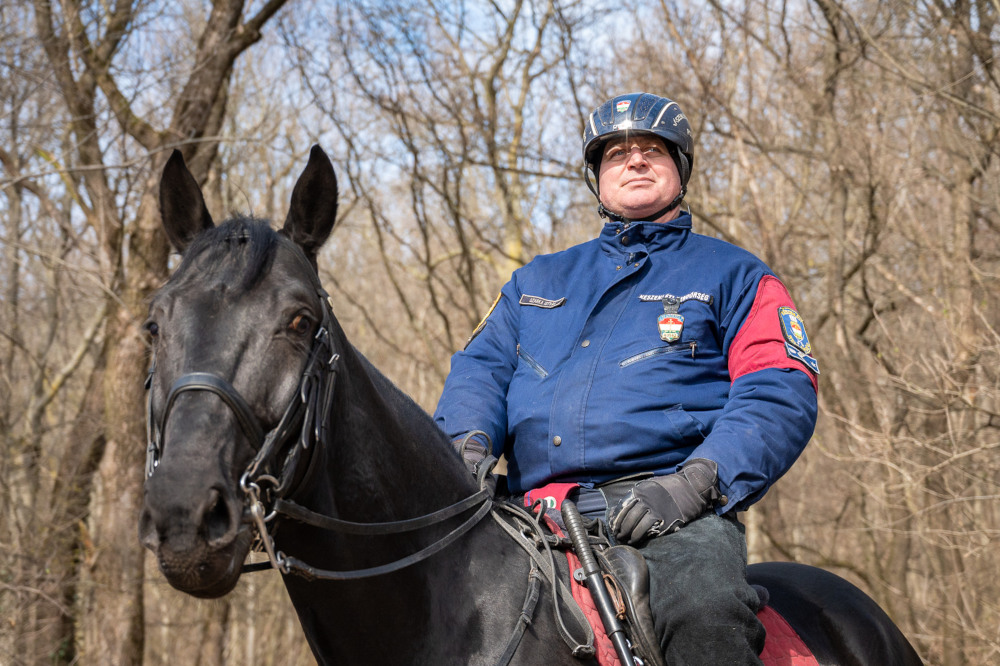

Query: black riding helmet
[583,92,694,221]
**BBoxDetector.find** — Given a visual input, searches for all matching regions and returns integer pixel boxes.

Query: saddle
[520,483,818,666]
[600,554,819,666]
[520,483,664,666]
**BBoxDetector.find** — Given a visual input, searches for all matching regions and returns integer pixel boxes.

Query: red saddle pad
[758,604,819,665]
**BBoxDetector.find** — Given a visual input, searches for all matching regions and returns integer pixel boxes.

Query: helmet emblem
[616,100,631,114]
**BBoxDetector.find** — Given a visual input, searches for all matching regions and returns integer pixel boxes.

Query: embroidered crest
[778,307,819,374]
[778,307,811,353]
[519,294,566,309]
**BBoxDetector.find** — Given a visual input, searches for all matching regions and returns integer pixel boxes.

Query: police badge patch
[778,306,819,374]
[658,313,684,342]
[658,296,684,342]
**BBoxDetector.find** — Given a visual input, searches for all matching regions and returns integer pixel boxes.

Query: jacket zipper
[619,341,698,368]
[517,344,549,378]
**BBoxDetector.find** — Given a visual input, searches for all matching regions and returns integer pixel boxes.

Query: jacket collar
[599,212,692,257]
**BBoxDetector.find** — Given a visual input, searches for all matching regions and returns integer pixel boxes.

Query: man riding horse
[434,92,820,665]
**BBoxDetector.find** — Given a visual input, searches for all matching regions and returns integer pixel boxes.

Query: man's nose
[626,147,648,167]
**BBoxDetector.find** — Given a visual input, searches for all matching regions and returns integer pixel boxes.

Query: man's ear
[159,150,214,253]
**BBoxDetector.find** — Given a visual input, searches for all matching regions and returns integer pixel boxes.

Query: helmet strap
[673,150,690,188]
[597,186,687,225]
[597,201,618,221]
[585,165,600,199]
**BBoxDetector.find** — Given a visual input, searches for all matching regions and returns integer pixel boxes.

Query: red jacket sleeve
[728,275,818,392]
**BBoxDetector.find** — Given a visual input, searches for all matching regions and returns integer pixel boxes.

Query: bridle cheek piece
[144,288,341,512]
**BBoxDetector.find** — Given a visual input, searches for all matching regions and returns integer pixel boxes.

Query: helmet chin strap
[597,188,687,225]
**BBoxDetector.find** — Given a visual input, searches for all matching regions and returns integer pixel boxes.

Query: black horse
[139,146,922,665]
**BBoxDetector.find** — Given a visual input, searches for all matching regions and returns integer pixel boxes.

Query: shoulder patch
[778,306,819,374]
[519,294,566,309]
[465,291,502,349]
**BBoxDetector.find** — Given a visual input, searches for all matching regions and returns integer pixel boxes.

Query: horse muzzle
[139,477,253,598]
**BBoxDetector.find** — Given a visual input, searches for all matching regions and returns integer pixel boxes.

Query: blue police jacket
[434,213,818,512]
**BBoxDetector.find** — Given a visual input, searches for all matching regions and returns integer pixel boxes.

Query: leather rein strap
[274,494,493,581]
[272,491,488,535]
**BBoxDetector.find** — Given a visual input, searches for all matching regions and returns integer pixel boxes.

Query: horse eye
[289,314,311,335]
[145,321,159,338]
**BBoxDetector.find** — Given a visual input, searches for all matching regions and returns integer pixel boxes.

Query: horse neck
[308,326,477,522]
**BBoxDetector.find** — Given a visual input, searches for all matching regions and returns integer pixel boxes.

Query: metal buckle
[241,472,287,573]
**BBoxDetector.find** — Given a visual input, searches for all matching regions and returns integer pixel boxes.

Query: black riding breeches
[562,484,765,665]
[637,512,765,666]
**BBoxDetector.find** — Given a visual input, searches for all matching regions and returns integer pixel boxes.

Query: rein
[267,493,493,580]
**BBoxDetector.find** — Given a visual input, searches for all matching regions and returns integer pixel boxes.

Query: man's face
[597,134,682,222]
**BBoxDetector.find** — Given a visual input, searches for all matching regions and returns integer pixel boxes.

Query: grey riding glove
[453,432,497,495]
[455,436,489,475]
[610,458,722,545]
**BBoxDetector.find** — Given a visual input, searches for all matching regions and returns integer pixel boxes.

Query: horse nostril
[203,489,234,546]
[138,508,156,548]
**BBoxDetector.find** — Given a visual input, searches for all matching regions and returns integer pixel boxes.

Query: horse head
[138,146,338,597]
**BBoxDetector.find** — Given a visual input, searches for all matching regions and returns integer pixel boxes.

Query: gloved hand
[610,458,721,545]
[453,432,497,495]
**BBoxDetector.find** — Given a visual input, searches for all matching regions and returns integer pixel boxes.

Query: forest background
[2,0,998,664]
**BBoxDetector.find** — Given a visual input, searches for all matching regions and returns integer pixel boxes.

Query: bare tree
[9,1,290,662]
[282,0,603,408]
[3,1,997,663]
[0,5,109,662]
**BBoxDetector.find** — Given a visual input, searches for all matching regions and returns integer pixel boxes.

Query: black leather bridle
[143,270,492,580]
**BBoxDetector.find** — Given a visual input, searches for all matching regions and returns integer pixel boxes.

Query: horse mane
[173,217,280,293]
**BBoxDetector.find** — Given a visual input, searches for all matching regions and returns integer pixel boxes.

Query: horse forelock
[174,217,281,293]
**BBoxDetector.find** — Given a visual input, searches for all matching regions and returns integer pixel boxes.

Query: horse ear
[282,145,338,268]
[159,150,214,253]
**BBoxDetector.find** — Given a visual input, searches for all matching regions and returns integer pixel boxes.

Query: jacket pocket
[663,404,708,442]
[516,344,549,378]
[619,341,698,368]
